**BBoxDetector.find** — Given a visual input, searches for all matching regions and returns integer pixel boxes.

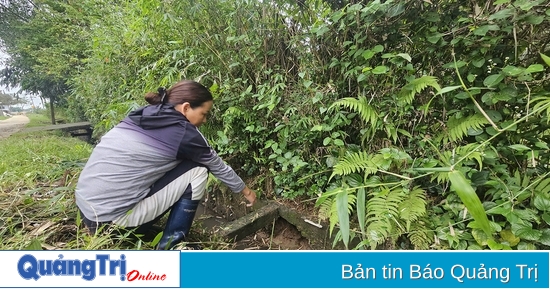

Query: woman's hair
[145,80,213,108]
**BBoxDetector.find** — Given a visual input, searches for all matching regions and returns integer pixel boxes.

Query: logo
[17,254,167,282]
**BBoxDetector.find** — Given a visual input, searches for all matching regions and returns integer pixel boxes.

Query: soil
[233,217,312,250]
[0,115,30,139]
[199,189,320,250]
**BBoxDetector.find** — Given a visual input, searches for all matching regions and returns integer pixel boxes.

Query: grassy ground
[0,113,235,250]
[24,113,54,127]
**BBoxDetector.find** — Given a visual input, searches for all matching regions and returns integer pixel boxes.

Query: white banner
[0,251,180,288]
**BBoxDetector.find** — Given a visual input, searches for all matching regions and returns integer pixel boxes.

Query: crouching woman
[75,80,256,249]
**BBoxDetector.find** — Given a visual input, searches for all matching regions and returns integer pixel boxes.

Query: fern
[317,188,357,237]
[332,151,377,177]
[317,196,333,221]
[437,143,484,170]
[320,182,430,249]
[439,114,489,143]
[365,188,404,249]
[398,76,441,106]
[407,216,434,250]
[398,186,427,231]
[329,200,340,236]
[330,96,379,128]
[432,143,484,183]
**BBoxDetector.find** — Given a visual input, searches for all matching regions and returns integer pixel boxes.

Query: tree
[0,0,91,124]
[0,90,26,111]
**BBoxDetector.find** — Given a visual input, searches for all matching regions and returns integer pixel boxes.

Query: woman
[75,80,256,250]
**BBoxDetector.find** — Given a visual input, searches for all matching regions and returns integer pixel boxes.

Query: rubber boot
[157,198,200,250]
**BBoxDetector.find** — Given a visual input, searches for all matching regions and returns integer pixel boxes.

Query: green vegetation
[1,0,550,250]
[24,113,55,128]
[0,120,92,249]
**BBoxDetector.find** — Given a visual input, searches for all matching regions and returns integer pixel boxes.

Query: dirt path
[0,115,30,140]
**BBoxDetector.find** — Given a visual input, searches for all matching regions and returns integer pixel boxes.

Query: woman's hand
[241,186,257,207]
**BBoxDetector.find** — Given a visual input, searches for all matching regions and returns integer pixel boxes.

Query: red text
[126,270,167,281]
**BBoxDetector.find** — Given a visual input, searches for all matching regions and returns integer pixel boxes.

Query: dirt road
[0,115,30,140]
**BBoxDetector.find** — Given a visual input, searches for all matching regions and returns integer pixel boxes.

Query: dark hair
[144,80,213,108]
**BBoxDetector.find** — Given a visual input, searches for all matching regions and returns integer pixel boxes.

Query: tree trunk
[49,96,55,124]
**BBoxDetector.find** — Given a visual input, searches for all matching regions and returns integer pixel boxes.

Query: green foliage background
[2,0,550,250]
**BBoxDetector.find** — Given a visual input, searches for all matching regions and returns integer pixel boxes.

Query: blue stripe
[179,251,548,288]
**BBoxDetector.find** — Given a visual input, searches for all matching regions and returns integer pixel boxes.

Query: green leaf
[454,92,469,99]
[500,229,520,246]
[336,190,350,249]
[468,244,484,250]
[372,45,384,53]
[357,188,366,239]
[362,50,376,60]
[471,228,489,246]
[534,195,550,211]
[425,12,440,22]
[323,137,331,146]
[151,231,163,247]
[488,8,514,20]
[436,85,462,96]
[541,53,550,67]
[474,25,499,36]
[448,170,493,236]
[539,229,550,246]
[508,144,531,151]
[470,171,489,186]
[502,65,524,76]
[483,74,504,87]
[472,58,485,68]
[516,227,542,241]
[426,33,441,44]
[396,53,411,62]
[525,15,544,25]
[311,125,323,131]
[25,239,43,250]
[525,64,544,74]
[518,1,540,11]
[326,156,337,168]
[443,61,467,69]
[372,66,388,74]
[487,239,506,250]
[535,142,549,150]
[542,213,550,225]
[517,242,537,250]
[486,110,503,122]
[333,139,345,146]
